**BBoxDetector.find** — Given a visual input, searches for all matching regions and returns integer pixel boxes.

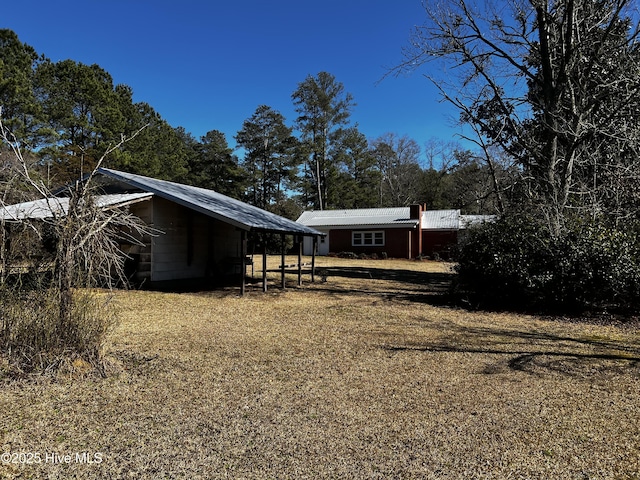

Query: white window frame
[352,230,385,247]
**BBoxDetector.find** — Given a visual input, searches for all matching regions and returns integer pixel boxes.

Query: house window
[352,231,384,247]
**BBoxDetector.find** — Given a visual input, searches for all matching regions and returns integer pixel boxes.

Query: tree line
[0,29,507,219]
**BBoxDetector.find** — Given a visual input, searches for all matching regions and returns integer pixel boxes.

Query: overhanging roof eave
[251,226,325,237]
[303,222,418,230]
[96,168,324,236]
[97,168,251,230]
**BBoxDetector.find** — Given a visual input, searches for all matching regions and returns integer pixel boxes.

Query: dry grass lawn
[1,257,639,479]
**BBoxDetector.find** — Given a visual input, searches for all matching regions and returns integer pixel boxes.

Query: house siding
[422,230,458,259]
[150,197,240,282]
[301,226,457,259]
[328,228,414,258]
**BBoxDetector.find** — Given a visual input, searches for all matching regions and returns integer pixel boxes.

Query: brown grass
[1,257,639,479]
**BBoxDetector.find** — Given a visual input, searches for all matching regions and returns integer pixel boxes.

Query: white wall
[150,198,240,282]
[302,230,329,256]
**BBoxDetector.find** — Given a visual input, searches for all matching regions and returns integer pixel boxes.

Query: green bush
[455,215,640,313]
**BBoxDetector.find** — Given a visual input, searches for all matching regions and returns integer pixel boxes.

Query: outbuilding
[1,168,324,293]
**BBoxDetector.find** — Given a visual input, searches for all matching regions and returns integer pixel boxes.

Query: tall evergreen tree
[113,102,189,182]
[0,29,44,147]
[0,29,191,186]
[188,130,246,198]
[235,105,297,209]
[330,127,380,209]
[34,59,131,183]
[292,72,355,210]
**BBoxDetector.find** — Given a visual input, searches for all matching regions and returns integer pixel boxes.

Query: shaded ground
[1,257,639,479]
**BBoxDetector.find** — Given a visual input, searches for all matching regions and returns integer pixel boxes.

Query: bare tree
[1,111,150,373]
[371,133,423,207]
[423,137,458,172]
[394,0,640,233]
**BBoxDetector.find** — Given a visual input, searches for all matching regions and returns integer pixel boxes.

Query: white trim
[314,223,416,230]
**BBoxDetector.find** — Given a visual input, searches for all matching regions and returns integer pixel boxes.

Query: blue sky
[3,1,465,162]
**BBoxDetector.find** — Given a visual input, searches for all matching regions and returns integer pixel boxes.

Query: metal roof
[297,208,418,229]
[297,208,463,231]
[0,193,153,221]
[422,209,461,230]
[459,214,498,229]
[97,168,322,236]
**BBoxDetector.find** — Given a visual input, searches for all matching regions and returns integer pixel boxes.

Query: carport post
[281,233,286,289]
[297,235,302,286]
[262,233,268,293]
[240,230,247,296]
[311,235,317,282]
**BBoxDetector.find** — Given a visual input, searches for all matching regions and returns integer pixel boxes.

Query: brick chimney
[409,204,423,258]
[410,204,421,220]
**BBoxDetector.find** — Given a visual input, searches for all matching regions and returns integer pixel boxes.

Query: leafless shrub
[0,288,116,376]
[0,110,149,377]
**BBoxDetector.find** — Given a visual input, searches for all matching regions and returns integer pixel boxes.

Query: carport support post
[311,235,317,282]
[262,233,268,293]
[281,233,286,289]
[240,230,247,296]
[297,235,302,287]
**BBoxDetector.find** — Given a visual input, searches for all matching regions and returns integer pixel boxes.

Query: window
[352,231,384,247]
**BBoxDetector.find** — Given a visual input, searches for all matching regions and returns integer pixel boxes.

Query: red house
[297,206,467,259]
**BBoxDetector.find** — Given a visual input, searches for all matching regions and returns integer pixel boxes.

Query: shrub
[0,115,146,378]
[0,287,116,375]
[549,222,640,310]
[455,215,640,313]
